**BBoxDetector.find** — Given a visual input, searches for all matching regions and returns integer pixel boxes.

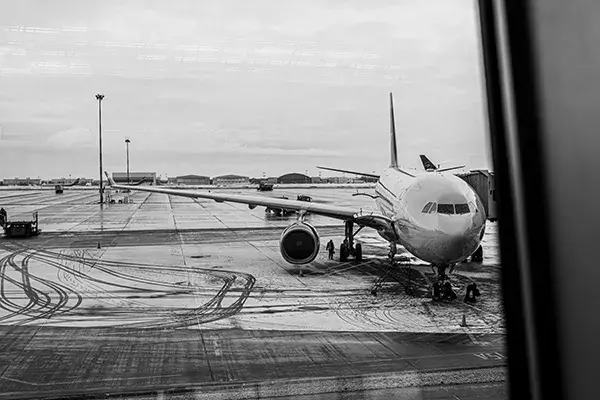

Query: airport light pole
[95,93,105,204]
[125,137,130,184]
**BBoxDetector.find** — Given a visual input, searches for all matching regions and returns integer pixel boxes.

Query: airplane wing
[65,178,81,187]
[104,172,396,235]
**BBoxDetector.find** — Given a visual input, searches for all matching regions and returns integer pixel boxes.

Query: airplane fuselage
[374,168,486,265]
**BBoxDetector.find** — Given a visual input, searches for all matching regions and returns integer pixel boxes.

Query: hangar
[277,173,311,184]
[176,175,210,185]
[112,172,156,184]
[213,174,249,185]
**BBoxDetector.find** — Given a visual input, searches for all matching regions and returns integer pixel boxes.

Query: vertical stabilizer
[389,92,399,168]
[420,155,438,171]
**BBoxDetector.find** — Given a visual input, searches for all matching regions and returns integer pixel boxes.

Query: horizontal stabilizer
[438,165,466,173]
[316,166,380,179]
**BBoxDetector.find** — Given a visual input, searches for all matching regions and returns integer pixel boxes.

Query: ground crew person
[471,245,483,262]
[464,282,481,303]
[0,208,6,226]
[326,239,335,260]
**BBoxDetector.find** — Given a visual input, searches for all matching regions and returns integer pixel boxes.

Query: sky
[0,0,492,180]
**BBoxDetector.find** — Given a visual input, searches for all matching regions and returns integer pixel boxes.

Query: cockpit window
[437,204,455,214]
[428,202,437,213]
[422,202,433,213]
[455,204,470,214]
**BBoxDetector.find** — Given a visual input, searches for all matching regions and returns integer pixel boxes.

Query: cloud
[45,127,95,148]
[0,0,492,179]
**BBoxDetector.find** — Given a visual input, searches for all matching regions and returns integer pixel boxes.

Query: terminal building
[456,170,497,221]
[2,177,41,186]
[250,177,278,184]
[326,176,353,184]
[49,177,82,185]
[112,172,156,184]
[277,173,311,184]
[176,175,210,185]
[213,174,249,185]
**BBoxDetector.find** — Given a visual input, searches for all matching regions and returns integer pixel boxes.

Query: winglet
[104,171,116,186]
[389,92,399,169]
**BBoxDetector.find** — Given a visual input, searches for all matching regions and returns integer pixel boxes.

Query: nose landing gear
[432,263,457,301]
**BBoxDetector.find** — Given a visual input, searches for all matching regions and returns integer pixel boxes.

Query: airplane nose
[436,216,484,262]
[439,234,475,262]
[438,215,471,236]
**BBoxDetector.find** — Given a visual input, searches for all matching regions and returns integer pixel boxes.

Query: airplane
[104,93,487,292]
[43,178,81,187]
[419,155,465,173]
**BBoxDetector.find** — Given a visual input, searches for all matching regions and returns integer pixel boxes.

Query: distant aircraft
[44,178,81,187]
[65,178,81,187]
[419,155,465,173]
[105,93,486,287]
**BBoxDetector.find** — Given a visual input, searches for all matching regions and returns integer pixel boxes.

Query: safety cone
[460,314,467,327]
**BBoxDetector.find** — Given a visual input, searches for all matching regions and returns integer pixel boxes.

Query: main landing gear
[339,220,363,262]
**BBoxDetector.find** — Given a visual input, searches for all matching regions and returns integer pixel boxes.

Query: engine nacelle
[279,222,320,264]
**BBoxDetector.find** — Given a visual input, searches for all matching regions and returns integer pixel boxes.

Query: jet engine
[279,222,320,264]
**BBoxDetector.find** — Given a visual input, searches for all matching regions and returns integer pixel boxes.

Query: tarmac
[0,187,507,399]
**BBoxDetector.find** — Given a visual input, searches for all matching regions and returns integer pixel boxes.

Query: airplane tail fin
[420,155,438,171]
[419,155,466,173]
[104,171,116,186]
[389,92,399,169]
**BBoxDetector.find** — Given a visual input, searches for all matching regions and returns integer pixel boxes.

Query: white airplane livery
[105,93,486,284]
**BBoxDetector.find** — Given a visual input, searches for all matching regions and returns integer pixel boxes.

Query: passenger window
[428,203,437,213]
[438,204,455,214]
[421,202,433,213]
[455,204,470,214]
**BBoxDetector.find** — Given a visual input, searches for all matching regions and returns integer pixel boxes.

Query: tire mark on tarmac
[0,249,83,325]
[0,242,255,329]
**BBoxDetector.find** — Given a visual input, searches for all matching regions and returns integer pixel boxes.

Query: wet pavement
[0,326,507,400]
[0,187,506,399]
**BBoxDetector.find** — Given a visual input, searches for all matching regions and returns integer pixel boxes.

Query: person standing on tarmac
[0,208,6,226]
[464,282,481,303]
[326,239,335,260]
[471,245,483,262]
